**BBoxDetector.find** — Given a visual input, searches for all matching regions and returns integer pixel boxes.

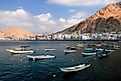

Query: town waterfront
[0,41,121,81]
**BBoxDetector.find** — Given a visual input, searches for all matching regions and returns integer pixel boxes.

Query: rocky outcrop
[0,27,33,40]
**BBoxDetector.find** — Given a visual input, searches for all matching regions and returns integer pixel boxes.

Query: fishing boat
[7,45,34,54]
[104,45,115,52]
[44,48,57,51]
[60,63,91,72]
[96,47,104,51]
[114,45,120,49]
[27,54,55,60]
[82,48,96,56]
[97,50,109,59]
[64,46,77,53]
[97,53,108,59]
[64,50,76,53]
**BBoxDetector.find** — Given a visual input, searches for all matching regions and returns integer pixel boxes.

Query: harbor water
[0,41,121,81]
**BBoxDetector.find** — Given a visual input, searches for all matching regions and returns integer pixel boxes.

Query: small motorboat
[104,45,115,52]
[114,45,120,49]
[64,46,77,53]
[7,45,34,54]
[96,46,104,51]
[27,54,55,60]
[44,48,57,51]
[64,50,76,53]
[97,50,109,59]
[60,63,91,72]
[97,54,108,59]
[82,48,96,56]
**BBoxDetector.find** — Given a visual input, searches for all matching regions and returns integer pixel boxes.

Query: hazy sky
[0,0,120,34]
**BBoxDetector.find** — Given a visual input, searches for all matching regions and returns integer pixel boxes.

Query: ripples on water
[0,41,121,81]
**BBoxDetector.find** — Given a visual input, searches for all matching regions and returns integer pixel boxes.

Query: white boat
[82,52,96,56]
[114,45,120,49]
[7,49,34,54]
[97,53,108,59]
[105,49,114,52]
[44,48,57,51]
[64,50,76,53]
[7,45,34,54]
[96,47,104,51]
[60,63,91,72]
[82,48,96,56]
[104,45,115,52]
[27,54,55,60]
[97,50,108,59]
[96,48,104,51]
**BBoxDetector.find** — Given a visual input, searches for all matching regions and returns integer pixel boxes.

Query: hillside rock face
[0,27,33,40]
[58,2,121,34]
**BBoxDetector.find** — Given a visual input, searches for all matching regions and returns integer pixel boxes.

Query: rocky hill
[56,2,121,34]
[0,27,33,40]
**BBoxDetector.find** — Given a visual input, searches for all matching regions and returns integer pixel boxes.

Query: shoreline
[4,39,121,41]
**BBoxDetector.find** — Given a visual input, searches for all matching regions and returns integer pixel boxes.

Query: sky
[0,0,120,34]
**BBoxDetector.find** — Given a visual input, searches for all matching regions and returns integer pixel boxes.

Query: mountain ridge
[54,1,121,35]
[0,27,33,40]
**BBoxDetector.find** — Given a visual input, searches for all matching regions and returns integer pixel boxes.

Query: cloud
[70,12,86,19]
[0,8,32,29]
[58,18,66,23]
[33,13,56,34]
[0,9,86,34]
[56,11,86,31]
[47,0,117,6]
[69,9,76,13]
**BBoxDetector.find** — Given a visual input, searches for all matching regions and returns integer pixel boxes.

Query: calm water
[0,41,121,81]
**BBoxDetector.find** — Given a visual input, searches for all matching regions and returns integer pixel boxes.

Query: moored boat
[103,45,115,52]
[27,54,55,60]
[114,45,120,49]
[97,50,109,59]
[82,48,96,56]
[60,63,91,72]
[7,45,34,54]
[64,50,76,53]
[96,46,104,51]
[44,48,57,51]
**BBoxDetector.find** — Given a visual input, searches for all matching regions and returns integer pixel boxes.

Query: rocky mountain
[56,2,121,34]
[0,27,33,40]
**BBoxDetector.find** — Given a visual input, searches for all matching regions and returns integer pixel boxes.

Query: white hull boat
[7,49,34,54]
[60,64,91,72]
[64,50,76,53]
[7,45,34,54]
[44,48,57,51]
[105,49,114,52]
[82,52,96,56]
[27,55,55,60]
[114,45,120,49]
[96,48,104,51]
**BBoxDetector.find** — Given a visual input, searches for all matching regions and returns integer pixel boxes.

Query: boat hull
[27,55,55,60]
[105,49,114,52]
[44,49,57,51]
[96,48,104,51]
[64,50,76,53]
[60,64,91,72]
[82,52,96,56]
[7,49,34,54]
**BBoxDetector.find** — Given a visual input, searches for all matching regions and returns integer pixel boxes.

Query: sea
[0,40,121,81]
